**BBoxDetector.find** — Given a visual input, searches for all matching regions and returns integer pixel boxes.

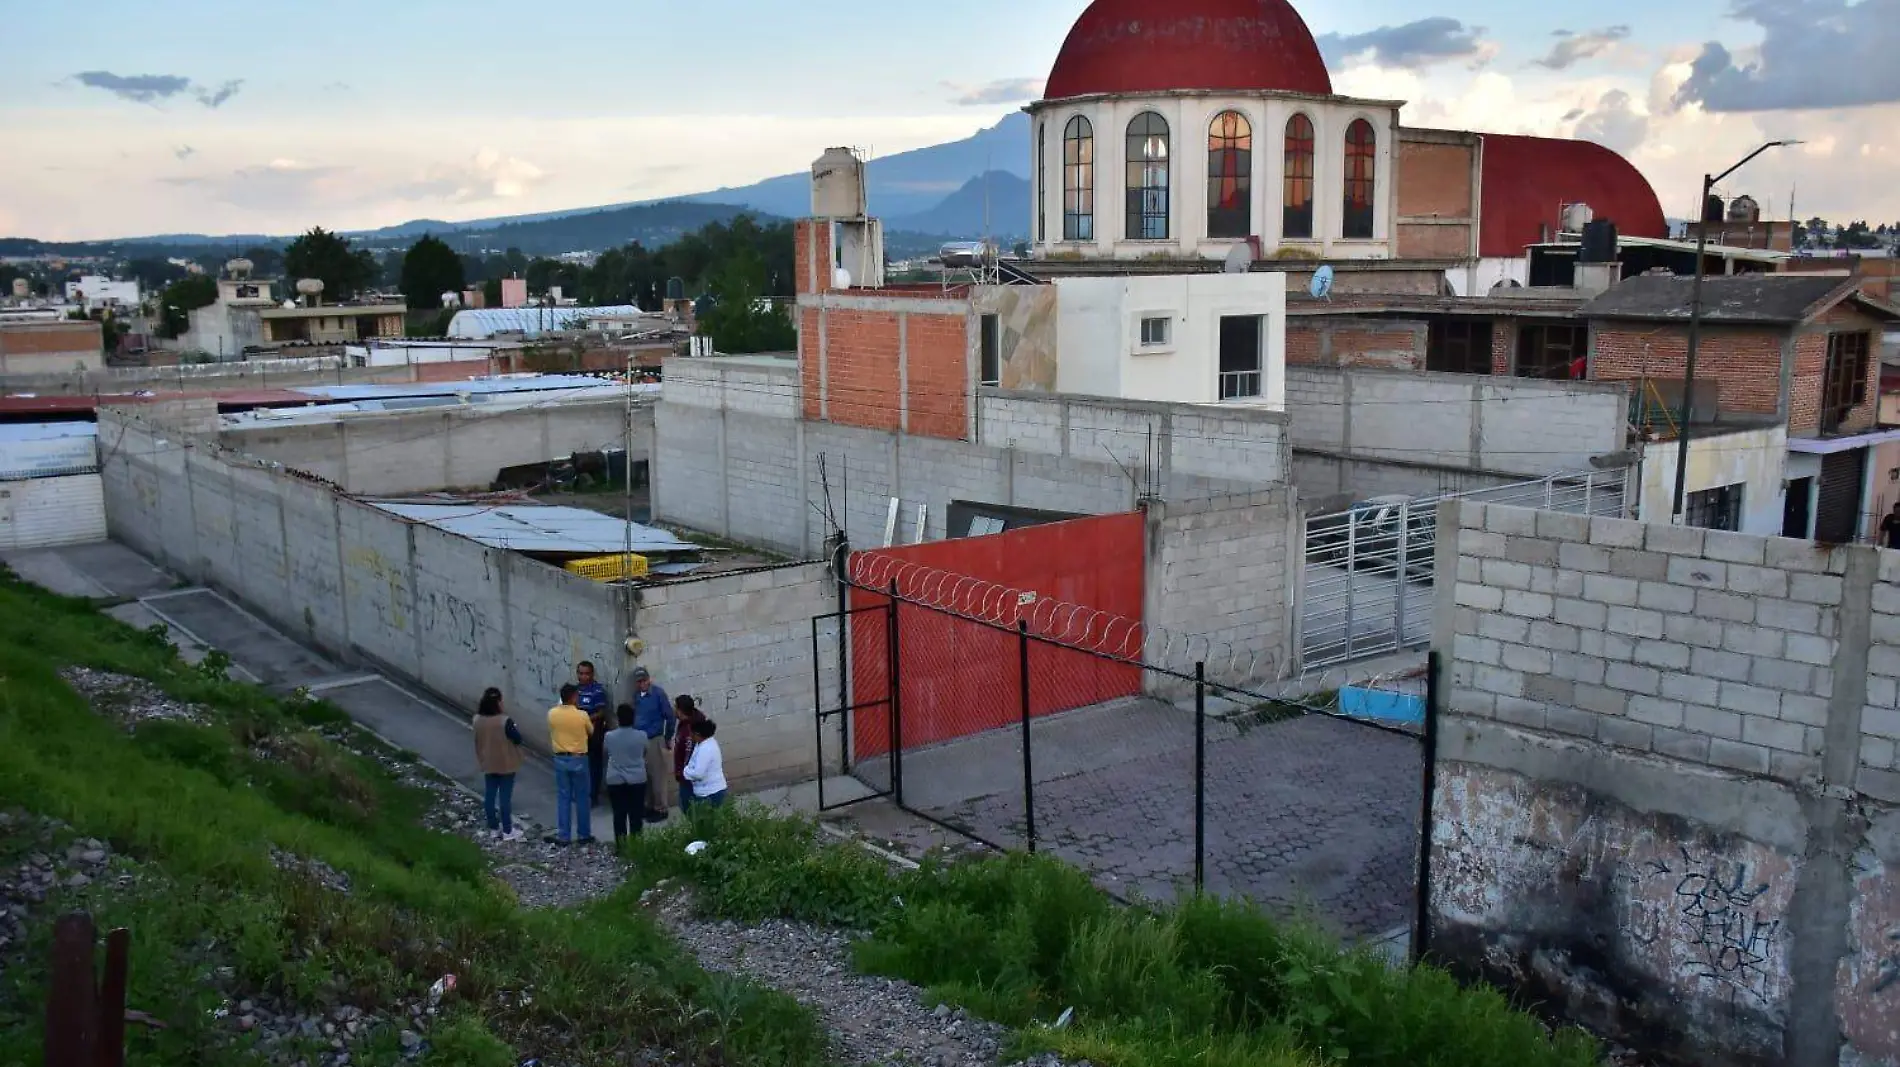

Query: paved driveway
[886,697,1423,938]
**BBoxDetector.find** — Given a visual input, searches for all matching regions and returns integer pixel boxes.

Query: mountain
[681,113,1031,221]
[890,172,1032,238]
[1,112,1036,255]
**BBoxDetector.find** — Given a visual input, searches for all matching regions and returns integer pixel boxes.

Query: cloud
[1675,0,1900,111]
[1534,26,1632,70]
[195,79,244,108]
[72,70,244,109]
[391,149,549,204]
[158,159,351,211]
[1318,18,1496,70]
[73,71,191,104]
[1571,89,1650,154]
[944,78,1045,106]
[174,145,196,161]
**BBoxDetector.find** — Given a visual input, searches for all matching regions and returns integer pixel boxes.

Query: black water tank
[665,276,685,301]
[1579,220,1619,263]
[1702,194,1726,223]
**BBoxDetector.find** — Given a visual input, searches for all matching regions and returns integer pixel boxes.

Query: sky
[2,0,1896,241]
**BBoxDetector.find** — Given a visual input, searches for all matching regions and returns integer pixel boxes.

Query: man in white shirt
[681,718,727,807]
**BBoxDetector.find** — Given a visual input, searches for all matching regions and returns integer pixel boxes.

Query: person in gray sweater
[602,704,650,844]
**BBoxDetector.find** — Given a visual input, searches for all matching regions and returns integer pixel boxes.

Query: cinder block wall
[100,410,837,787]
[1145,489,1300,688]
[1430,501,1900,1067]
[224,399,648,495]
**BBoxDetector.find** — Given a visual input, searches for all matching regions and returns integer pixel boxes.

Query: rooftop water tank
[811,147,866,219]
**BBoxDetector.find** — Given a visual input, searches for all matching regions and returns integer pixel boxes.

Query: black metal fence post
[1018,619,1036,854]
[887,582,904,808]
[1195,661,1207,894]
[811,615,826,811]
[1414,651,1442,966]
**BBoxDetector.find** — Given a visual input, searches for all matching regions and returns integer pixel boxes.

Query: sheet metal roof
[291,374,614,401]
[364,502,699,556]
[0,421,97,442]
[1580,274,1895,325]
[446,306,644,339]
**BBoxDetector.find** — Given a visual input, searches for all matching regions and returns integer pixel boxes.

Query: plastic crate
[563,553,649,582]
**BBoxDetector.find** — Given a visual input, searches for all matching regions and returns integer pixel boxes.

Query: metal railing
[1300,468,1627,669]
[1218,369,1264,401]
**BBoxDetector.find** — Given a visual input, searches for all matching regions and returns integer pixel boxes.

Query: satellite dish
[1222,244,1252,274]
[1309,265,1335,301]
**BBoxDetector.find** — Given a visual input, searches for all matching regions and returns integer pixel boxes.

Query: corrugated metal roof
[364,502,700,555]
[223,384,639,428]
[291,375,617,401]
[446,306,644,339]
[0,421,97,442]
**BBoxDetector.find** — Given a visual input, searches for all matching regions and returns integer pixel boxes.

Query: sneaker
[500,829,525,842]
[545,835,570,847]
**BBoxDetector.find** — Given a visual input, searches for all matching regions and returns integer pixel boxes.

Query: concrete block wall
[224,399,647,495]
[1430,500,1900,1067]
[99,410,836,787]
[655,358,1275,560]
[1283,366,1628,488]
[1145,489,1300,687]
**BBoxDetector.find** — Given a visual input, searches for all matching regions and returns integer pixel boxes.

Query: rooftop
[1580,273,1900,325]
[446,305,645,340]
[259,303,407,319]
[363,502,700,557]
[1041,0,1334,101]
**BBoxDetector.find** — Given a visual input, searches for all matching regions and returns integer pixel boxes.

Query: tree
[481,278,503,307]
[696,248,796,354]
[156,274,218,339]
[283,227,377,301]
[240,245,284,278]
[125,257,188,292]
[399,235,466,313]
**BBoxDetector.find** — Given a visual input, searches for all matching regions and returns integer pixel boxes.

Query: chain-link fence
[822,581,1439,944]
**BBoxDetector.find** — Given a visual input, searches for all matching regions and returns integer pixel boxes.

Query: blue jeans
[553,755,592,842]
[483,773,516,834]
[679,781,695,812]
[696,789,727,809]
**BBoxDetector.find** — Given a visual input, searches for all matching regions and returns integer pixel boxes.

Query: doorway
[1218,315,1263,400]
[1782,477,1813,539]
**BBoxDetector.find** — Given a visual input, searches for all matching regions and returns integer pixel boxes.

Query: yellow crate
[563,553,649,582]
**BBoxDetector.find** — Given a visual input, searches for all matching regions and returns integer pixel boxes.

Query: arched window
[1037,122,1046,243]
[1062,116,1094,242]
[1125,112,1171,241]
[1207,111,1253,239]
[1283,114,1315,240]
[1343,118,1377,240]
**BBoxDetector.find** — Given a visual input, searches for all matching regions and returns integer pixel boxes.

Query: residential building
[0,320,104,375]
[1579,272,1900,541]
[63,275,141,310]
[257,302,407,345]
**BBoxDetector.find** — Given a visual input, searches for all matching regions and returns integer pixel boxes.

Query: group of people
[471,661,728,847]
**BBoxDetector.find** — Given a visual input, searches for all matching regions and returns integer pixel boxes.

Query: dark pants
[587,730,607,806]
[482,773,516,834]
[678,780,694,812]
[695,789,727,809]
[607,782,648,842]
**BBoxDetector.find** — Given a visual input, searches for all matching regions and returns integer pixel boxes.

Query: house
[0,320,104,375]
[1579,272,1900,541]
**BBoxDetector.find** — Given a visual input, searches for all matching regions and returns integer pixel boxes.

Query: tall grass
[630,807,1602,1067]
[0,570,828,1067]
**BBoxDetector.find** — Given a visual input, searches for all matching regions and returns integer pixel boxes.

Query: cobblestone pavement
[898,699,1423,939]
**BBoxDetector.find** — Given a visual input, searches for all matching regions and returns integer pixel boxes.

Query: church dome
[1043,0,1335,101]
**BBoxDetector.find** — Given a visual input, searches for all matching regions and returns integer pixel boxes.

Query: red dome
[1478,135,1668,258]
[1044,0,1334,100]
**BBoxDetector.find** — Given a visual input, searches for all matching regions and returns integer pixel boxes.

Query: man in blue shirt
[574,660,611,808]
[629,666,675,820]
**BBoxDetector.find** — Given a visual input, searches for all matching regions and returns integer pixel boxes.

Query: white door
[0,474,107,550]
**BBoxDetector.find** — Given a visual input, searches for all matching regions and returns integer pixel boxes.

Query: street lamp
[1670,140,1804,524]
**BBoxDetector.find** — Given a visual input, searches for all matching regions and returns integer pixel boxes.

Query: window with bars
[1207,111,1253,239]
[1343,119,1376,240]
[1062,116,1094,242]
[1822,330,1871,433]
[1427,319,1495,375]
[1516,323,1588,380]
[1218,315,1264,400]
[1125,112,1171,241]
[1283,114,1315,240]
[1685,483,1744,532]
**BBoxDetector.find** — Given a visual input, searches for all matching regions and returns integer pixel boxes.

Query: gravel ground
[647,883,1090,1067]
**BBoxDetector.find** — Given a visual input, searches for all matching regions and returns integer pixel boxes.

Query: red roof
[1044,0,1334,101]
[1478,134,1668,259]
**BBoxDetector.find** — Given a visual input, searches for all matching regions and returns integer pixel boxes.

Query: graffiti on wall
[344,546,408,631]
[421,589,484,654]
[1624,848,1781,1008]
[1839,865,1900,1064]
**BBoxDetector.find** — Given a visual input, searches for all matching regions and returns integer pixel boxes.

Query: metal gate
[810,600,897,811]
[1300,469,1628,669]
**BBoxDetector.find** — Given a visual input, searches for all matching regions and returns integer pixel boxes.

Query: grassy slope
[627,799,1605,1067]
[0,569,827,1067]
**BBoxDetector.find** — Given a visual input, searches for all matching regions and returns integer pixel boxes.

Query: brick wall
[797,292,973,440]
[0,321,104,373]
[1285,316,1427,369]
[823,308,903,432]
[1397,138,1475,218]
[905,310,969,438]
[1490,318,1513,375]
[1789,304,1884,436]
[1146,489,1299,689]
[1431,501,1900,1065]
[1591,323,1786,417]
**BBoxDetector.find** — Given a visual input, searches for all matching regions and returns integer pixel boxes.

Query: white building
[64,276,141,310]
[1051,273,1287,408]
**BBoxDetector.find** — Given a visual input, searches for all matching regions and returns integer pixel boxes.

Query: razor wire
[843,551,1278,688]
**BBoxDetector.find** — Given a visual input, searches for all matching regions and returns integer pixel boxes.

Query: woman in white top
[682,718,727,808]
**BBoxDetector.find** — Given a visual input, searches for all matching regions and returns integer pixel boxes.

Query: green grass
[629,807,1603,1067]
[0,569,829,1067]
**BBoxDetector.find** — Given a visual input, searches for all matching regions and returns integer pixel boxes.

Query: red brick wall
[1398,139,1475,218]
[1491,319,1514,375]
[1285,317,1425,368]
[0,321,102,356]
[821,309,903,432]
[793,220,833,296]
[1286,322,1326,366]
[800,306,824,420]
[1592,325,1785,417]
[1790,310,1883,436]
